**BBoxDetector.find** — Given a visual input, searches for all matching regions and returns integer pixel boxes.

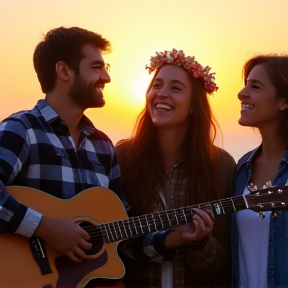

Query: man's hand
[34,216,92,262]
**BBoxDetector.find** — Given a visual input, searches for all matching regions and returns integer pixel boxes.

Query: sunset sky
[1,0,288,160]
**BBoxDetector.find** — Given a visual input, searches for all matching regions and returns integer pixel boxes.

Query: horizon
[1,0,287,161]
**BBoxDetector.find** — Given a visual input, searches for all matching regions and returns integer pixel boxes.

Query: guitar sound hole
[80,221,104,255]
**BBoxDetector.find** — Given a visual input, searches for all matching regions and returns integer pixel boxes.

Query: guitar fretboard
[101,195,248,243]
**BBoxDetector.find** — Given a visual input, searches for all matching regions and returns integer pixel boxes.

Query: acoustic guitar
[0,185,287,288]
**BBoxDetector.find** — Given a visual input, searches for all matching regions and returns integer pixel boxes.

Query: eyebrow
[90,60,105,66]
[246,79,264,86]
[154,78,186,88]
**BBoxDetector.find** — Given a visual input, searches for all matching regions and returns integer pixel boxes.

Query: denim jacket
[231,145,288,288]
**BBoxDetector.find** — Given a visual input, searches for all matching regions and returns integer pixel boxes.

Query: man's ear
[55,61,70,80]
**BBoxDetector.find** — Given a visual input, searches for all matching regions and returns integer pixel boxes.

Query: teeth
[155,103,172,111]
[96,87,103,91]
[241,104,255,110]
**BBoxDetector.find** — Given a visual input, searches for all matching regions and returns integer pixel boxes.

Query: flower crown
[145,48,218,94]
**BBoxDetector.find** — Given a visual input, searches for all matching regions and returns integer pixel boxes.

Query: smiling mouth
[155,103,173,111]
[241,103,255,111]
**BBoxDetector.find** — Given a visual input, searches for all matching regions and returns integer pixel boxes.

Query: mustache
[93,79,107,87]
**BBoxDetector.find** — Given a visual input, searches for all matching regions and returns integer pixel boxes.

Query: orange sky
[1,0,288,160]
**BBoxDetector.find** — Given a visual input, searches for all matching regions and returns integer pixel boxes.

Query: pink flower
[146,49,218,94]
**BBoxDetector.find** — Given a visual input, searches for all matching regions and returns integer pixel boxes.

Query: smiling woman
[115,48,235,288]
[147,65,192,128]
[231,54,288,288]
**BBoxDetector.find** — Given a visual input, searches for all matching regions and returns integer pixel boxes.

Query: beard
[69,75,105,109]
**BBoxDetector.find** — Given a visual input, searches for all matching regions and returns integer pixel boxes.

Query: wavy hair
[118,64,222,215]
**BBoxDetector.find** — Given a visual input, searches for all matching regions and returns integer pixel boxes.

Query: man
[0,27,132,288]
[0,26,126,261]
[0,27,173,288]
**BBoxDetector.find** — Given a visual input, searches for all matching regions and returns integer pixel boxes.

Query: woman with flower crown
[231,54,288,288]
[116,49,236,288]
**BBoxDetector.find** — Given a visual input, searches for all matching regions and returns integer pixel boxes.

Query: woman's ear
[280,101,288,111]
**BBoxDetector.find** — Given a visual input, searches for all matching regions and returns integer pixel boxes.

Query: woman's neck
[259,133,285,163]
[258,123,286,162]
[157,127,186,171]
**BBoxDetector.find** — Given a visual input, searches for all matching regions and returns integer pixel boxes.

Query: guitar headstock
[246,186,288,215]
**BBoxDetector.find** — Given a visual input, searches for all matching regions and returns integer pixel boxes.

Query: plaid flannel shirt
[118,141,235,288]
[0,99,129,236]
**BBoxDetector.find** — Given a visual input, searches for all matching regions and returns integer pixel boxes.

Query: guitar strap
[29,236,52,275]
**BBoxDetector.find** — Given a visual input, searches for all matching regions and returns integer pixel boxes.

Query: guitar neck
[101,195,247,243]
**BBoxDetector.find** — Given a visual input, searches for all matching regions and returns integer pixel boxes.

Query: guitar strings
[85,210,197,242]
[81,196,248,242]
[85,197,246,239]
[85,196,247,237]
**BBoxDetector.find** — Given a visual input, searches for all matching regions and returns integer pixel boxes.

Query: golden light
[1,0,288,160]
[129,72,152,109]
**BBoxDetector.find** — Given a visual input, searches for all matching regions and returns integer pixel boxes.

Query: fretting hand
[181,207,214,242]
[164,207,215,249]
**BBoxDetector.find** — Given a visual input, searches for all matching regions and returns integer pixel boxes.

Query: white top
[236,187,271,288]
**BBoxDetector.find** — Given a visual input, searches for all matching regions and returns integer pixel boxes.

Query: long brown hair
[242,55,288,146]
[118,64,221,215]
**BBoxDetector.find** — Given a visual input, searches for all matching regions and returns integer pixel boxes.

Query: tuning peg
[258,212,265,219]
[272,211,279,218]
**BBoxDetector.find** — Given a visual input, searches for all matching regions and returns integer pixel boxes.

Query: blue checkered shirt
[0,100,128,236]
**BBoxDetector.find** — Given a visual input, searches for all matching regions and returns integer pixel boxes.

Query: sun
[129,72,152,108]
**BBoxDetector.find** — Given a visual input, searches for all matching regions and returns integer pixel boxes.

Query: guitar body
[0,186,127,288]
[1,185,287,287]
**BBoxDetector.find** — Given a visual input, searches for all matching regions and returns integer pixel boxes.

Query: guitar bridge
[29,236,52,275]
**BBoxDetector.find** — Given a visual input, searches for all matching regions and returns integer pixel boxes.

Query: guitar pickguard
[55,250,108,287]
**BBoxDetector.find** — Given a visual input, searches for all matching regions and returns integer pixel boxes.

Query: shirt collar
[36,99,96,135]
[237,143,288,169]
